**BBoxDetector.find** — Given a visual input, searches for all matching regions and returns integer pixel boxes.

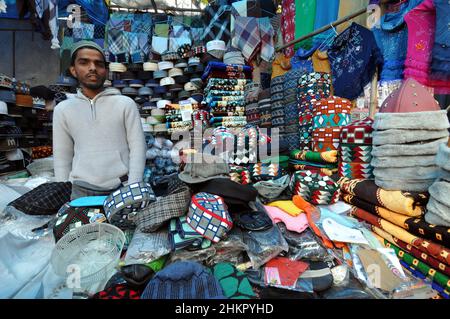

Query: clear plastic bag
[168,246,217,264]
[241,224,289,270]
[278,224,329,261]
[124,229,171,265]
[205,230,249,267]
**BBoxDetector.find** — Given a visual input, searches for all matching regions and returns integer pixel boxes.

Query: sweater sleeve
[124,101,147,184]
[52,106,74,182]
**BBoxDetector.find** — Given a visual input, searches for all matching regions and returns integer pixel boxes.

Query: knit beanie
[141,261,225,299]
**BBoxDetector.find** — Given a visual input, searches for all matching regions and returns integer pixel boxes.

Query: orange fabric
[292,195,345,249]
[312,50,331,73]
[271,53,292,79]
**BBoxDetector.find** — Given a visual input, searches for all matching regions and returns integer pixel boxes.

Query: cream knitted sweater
[52,88,146,189]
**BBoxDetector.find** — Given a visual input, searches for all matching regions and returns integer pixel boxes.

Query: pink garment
[264,205,309,233]
[404,0,450,94]
[281,0,296,58]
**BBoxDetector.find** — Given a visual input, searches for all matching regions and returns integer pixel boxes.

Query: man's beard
[80,76,106,90]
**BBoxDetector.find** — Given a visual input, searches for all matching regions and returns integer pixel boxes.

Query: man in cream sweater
[53,41,146,199]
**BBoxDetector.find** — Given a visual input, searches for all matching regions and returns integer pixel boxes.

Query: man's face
[70,48,107,90]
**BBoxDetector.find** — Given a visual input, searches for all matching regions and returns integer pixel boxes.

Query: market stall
[0,0,449,300]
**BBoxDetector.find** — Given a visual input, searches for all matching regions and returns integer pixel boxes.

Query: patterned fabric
[53,205,106,242]
[405,218,450,248]
[340,144,373,163]
[338,177,428,216]
[8,182,72,216]
[259,17,275,62]
[328,23,384,100]
[340,117,374,145]
[104,182,156,230]
[187,192,233,243]
[372,225,450,277]
[229,165,251,185]
[250,163,283,182]
[312,127,341,152]
[338,162,374,180]
[213,263,256,299]
[312,96,352,129]
[201,5,232,45]
[135,187,191,233]
[378,237,450,292]
[92,284,141,299]
[290,170,340,205]
[281,0,296,57]
[168,216,210,251]
[349,206,450,266]
[290,150,338,164]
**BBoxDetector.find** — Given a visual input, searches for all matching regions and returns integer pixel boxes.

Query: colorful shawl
[339,177,428,216]
[349,206,450,266]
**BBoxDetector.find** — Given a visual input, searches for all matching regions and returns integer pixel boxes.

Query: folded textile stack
[297,72,332,151]
[311,96,352,153]
[338,117,374,180]
[371,78,449,191]
[270,74,284,130]
[244,83,262,126]
[283,69,304,151]
[425,142,450,227]
[258,89,272,128]
[202,62,252,128]
[164,104,193,134]
[289,149,338,176]
[339,176,450,295]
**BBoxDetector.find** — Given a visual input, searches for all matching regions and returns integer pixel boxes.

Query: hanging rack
[275,7,371,52]
[275,5,384,117]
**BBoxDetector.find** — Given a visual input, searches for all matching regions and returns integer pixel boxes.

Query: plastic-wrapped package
[241,224,289,270]
[278,224,330,261]
[0,206,54,240]
[205,230,249,267]
[245,266,314,293]
[168,246,217,264]
[319,271,374,299]
[124,229,171,265]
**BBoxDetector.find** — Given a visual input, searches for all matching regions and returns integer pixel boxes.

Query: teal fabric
[69,196,108,207]
[213,263,255,299]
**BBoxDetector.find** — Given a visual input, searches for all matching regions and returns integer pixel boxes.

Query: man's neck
[81,86,105,100]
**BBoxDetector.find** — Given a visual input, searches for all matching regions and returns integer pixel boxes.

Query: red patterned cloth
[313,96,352,117]
[281,0,296,58]
[338,162,374,180]
[340,117,374,145]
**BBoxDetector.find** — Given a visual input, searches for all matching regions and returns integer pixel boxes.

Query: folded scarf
[372,226,450,277]
[371,155,436,168]
[375,234,450,293]
[349,206,450,266]
[373,111,450,131]
[372,129,449,145]
[374,178,437,192]
[338,178,428,216]
[371,137,448,157]
[373,166,440,181]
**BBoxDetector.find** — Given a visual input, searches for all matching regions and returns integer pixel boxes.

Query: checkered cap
[103,182,156,230]
[135,187,191,233]
[186,192,233,243]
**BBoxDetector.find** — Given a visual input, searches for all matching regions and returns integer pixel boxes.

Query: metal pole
[276,7,369,52]
[369,68,378,118]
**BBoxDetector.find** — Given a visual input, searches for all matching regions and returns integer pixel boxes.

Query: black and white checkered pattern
[8,182,72,215]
